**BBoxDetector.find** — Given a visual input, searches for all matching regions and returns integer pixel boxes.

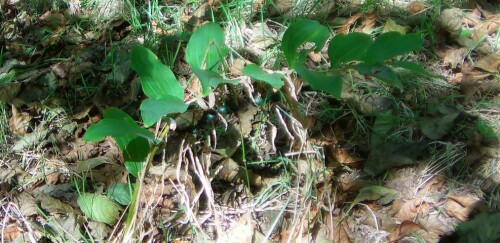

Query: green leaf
[328,32,372,67]
[282,19,329,68]
[140,96,188,127]
[130,45,184,100]
[77,193,122,225]
[355,63,402,89]
[125,162,142,178]
[242,64,284,89]
[296,66,343,99]
[107,182,132,206]
[115,136,150,177]
[363,32,423,65]
[83,119,154,142]
[388,61,441,79]
[192,68,239,96]
[186,22,228,70]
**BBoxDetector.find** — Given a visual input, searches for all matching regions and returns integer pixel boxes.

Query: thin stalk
[123,123,170,240]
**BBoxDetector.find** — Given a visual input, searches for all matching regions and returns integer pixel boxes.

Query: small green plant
[281,19,435,98]
[78,19,435,235]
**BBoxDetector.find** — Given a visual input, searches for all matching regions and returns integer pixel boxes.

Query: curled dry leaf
[388,220,421,242]
[444,194,482,221]
[406,1,426,14]
[9,105,31,136]
[417,175,445,196]
[391,198,430,221]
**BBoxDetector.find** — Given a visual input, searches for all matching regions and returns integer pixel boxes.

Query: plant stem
[123,123,170,240]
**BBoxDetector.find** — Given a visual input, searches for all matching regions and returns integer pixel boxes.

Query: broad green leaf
[125,162,142,178]
[296,66,343,99]
[355,63,402,89]
[83,119,154,142]
[130,45,184,100]
[186,22,228,70]
[242,64,284,89]
[115,136,150,177]
[282,19,329,68]
[363,32,423,64]
[77,193,122,225]
[102,108,137,125]
[140,96,188,127]
[388,61,442,78]
[107,182,132,206]
[192,68,239,96]
[328,33,372,67]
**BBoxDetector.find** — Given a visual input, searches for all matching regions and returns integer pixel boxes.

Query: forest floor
[0,0,499,242]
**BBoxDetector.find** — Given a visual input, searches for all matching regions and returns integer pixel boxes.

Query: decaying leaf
[391,198,430,221]
[214,213,253,243]
[444,194,482,221]
[9,105,31,136]
[406,1,426,14]
[474,52,500,73]
[382,19,407,34]
[388,220,421,242]
[443,47,467,69]
[438,8,463,35]
[365,141,427,176]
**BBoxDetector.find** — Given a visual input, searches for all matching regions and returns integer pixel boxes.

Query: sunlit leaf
[186,22,228,70]
[242,64,284,89]
[192,68,239,96]
[83,119,154,142]
[140,96,188,127]
[130,45,184,100]
[363,32,423,64]
[107,182,132,206]
[282,19,329,68]
[77,193,122,225]
[328,32,372,67]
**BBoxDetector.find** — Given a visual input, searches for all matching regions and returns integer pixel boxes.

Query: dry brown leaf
[388,220,421,242]
[308,52,322,63]
[392,198,430,221]
[406,1,426,14]
[217,213,253,243]
[444,194,481,221]
[417,176,445,195]
[486,20,499,35]
[338,13,361,34]
[9,105,31,136]
[438,8,463,35]
[356,12,377,32]
[333,147,362,165]
[417,214,454,238]
[333,216,353,243]
[443,47,467,69]
[2,223,23,242]
[474,52,500,73]
[449,72,464,85]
